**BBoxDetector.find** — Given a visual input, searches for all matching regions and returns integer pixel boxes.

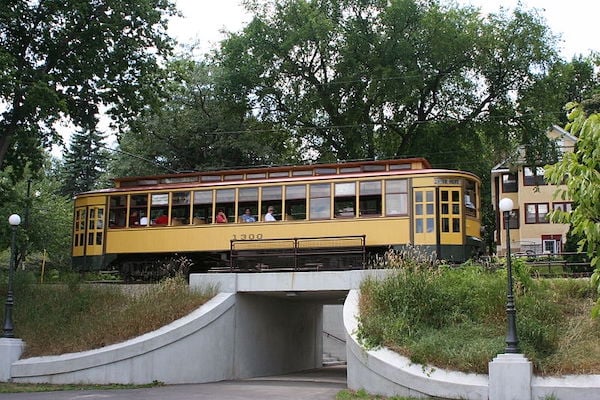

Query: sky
[169,0,599,59]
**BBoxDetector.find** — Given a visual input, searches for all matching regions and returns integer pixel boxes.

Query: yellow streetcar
[72,158,483,279]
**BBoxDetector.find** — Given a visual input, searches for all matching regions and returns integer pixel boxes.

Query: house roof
[491,125,578,173]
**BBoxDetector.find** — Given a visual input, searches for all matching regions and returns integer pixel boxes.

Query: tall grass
[358,253,600,375]
[0,272,214,357]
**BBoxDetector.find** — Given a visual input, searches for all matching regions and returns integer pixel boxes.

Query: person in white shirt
[264,206,276,222]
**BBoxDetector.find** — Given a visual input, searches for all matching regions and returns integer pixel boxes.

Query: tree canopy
[215,0,558,164]
[109,57,300,177]
[545,95,600,316]
[0,0,176,179]
[60,129,109,197]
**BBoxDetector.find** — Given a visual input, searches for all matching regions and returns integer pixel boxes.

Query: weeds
[369,245,441,271]
[0,271,213,358]
[336,389,433,400]
[358,260,600,375]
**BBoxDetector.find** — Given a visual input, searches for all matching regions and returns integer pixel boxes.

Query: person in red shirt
[154,212,168,225]
[216,209,228,223]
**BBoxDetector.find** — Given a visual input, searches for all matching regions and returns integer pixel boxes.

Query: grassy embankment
[358,250,600,376]
[0,273,214,357]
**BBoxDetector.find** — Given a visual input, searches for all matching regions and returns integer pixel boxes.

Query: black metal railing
[323,330,346,344]
[229,235,366,272]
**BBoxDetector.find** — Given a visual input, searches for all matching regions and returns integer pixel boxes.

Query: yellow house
[491,125,577,256]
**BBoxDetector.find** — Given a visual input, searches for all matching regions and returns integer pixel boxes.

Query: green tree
[545,96,600,316]
[1,160,72,271]
[110,57,299,177]
[61,130,109,197]
[517,56,599,159]
[0,0,176,178]
[217,0,557,163]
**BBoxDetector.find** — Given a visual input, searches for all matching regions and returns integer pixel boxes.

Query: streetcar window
[150,193,169,225]
[309,183,331,220]
[315,168,337,175]
[363,164,385,172]
[201,175,220,182]
[261,186,282,221]
[247,173,266,180]
[385,179,407,216]
[216,189,235,223]
[74,208,86,246]
[414,190,435,233]
[389,163,411,170]
[224,174,243,181]
[285,185,306,220]
[83,207,105,247]
[109,195,127,228]
[335,182,356,218]
[292,170,312,177]
[171,191,191,225]
[130,194,148,227]
[97,208,104,229]
[269,171,289,178]
[465,180,477,217]
[360,181,382,217]
[416,219,423,233]
[193,190,212,224]
[238,187,258,222]
[440,189,461,233]
[161,176,198,184]
[340,167,361,173]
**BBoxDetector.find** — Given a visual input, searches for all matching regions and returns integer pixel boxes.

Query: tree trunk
[0,133,12,168]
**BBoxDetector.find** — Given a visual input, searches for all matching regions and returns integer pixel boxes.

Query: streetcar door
[413,188,436,246]
[73,207,86,257]
[73,205,106,258]
[438,187,463,247]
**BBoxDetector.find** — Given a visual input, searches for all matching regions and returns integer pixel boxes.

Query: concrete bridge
[1,269,599,400]
[1,270,386,385]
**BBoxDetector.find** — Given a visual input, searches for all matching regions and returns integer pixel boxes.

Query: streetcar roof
[75,158,480,198]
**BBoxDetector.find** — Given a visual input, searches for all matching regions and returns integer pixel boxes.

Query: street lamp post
[3,214,21,338]
[498,198,519,353]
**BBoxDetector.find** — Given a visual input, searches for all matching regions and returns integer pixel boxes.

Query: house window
[501,173,518,193]
[525,203,549,224]
[553,202,573,212]
[501,210,520,229]
[523,167,546,186]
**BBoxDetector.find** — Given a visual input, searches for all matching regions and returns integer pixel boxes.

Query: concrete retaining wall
[344,289,488,399]
[11,292,237,384]
[343,289,600,400]
[9,290,323,385]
